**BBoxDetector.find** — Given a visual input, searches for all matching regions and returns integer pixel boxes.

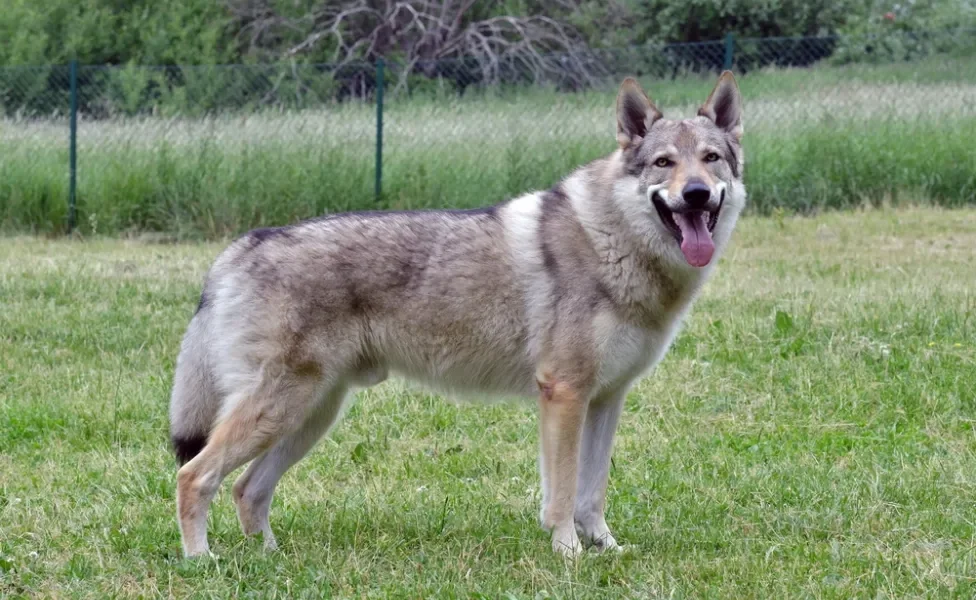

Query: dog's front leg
[537,377,587,557]
[574,389,626,551]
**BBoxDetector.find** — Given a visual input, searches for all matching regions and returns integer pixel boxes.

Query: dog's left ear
[698,71,742,140]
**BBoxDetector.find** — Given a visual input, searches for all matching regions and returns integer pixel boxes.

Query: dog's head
[613,72,746,269]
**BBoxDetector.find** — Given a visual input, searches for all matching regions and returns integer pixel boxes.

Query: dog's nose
[682,181,712,209]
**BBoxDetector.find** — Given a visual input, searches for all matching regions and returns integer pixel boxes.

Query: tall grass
[2,60,975,238]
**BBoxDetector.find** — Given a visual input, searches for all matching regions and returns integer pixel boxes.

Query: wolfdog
[170,72,746,558]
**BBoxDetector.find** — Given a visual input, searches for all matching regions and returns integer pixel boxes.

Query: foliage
[0,0,235,67]
[567,0,870,47]
[831,0,976,64]
[2,0,971,70]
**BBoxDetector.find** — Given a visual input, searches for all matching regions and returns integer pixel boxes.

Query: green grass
[2,207,976,597]
[2,58,976,238]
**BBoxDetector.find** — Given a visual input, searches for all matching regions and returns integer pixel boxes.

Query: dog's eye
[654,157,672,168]
[704,152,721,163]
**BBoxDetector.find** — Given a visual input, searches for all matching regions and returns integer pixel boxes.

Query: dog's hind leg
[176,369,321,557]
[232,382,350,549]
[574,389,626,551]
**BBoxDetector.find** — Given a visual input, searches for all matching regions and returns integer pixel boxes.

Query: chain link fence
[2,30,975,236]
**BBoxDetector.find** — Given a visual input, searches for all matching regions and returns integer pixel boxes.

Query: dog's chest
[593,311,680,393]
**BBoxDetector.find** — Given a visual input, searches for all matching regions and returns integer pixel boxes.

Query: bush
[0,0,235,67]
[831,0,976,64]
[568,0,868,47]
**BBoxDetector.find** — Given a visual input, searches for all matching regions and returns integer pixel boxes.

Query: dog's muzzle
[646,181,726,268]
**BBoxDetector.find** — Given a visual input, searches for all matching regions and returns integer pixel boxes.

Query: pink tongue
[674,212,715,267]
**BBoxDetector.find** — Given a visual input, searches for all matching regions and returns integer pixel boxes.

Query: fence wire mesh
[1,30,974,235]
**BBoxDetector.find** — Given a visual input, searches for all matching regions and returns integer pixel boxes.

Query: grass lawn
[1,206,975,598]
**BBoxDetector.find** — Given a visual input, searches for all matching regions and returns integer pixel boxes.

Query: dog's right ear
[616,78,662,149]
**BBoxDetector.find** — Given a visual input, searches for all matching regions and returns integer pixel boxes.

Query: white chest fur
[592,310,683,396]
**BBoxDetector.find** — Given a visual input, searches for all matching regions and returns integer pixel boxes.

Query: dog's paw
[575,516,619,552]
[589,531,619,553]
[183,548,216,560]
[551,526,583,558]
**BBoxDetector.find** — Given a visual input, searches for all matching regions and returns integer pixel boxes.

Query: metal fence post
[68,59,79,233]
[723,33,735,70]
[375,58,385,203]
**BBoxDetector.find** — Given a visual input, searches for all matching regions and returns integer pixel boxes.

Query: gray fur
[170,72,748,558]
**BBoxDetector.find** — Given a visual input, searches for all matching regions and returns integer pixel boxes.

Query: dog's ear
[616,77,662,148]
[698,71,743,140]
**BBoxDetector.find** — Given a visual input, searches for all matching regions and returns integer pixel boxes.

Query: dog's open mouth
[652,189,724,268]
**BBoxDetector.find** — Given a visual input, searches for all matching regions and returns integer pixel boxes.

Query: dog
[169,71,746,558]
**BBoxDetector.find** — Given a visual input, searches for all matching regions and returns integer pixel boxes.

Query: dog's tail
[169,293,221,466]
